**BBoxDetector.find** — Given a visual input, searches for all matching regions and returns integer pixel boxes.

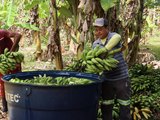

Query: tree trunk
[127,0,144,67]
[94,0,105,17]
[30,5,42,61]
[48,0,63,70]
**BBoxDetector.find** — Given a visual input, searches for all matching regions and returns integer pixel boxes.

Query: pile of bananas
[66,46,120,74]
[0,48,24,75]
[10,75,92,85]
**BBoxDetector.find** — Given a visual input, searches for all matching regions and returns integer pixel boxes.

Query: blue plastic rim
[2,71,102,120]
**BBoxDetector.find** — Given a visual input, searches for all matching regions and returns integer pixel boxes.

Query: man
[0,30,22,73]
[0,30,21,54]
[92,18,131,120]
[0,29,22,112]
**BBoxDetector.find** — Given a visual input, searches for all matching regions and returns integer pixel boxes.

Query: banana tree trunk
[67,0,83,59]
[35,32,42,60]
[30,5,42,61]
[48,0,63,70]
[127,0,144,67]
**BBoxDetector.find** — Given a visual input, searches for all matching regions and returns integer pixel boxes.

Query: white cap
[93,18,108,27]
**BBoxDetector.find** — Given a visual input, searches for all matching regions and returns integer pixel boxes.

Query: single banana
[86,60,94,65]
[92,45,100,56]
[86,50,93,57]
[91,58,99,65]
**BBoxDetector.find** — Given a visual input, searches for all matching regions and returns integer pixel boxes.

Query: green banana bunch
[0,48,24,75]
[65,46,121,75]
[84,56,119,74]
[78,46,119,74]
[65,59,86,72]
[11,52,24,63]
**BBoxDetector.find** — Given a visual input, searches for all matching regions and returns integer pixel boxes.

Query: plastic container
[2,70,102,120]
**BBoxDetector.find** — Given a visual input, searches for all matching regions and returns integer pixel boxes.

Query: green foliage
[24,0,41,10]
[15,23,40,31]
[0,0,40,30]
[100,0,118,11]
[145,0,160,8]
[141,16,157,38]
[130,64,160,119]
[0,0,17,29]
[24,0,50,19]
[38,1,50,19]
[59,6,72,18]
[7,0,16,27]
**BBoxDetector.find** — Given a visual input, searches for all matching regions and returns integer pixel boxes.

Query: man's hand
[98,48,109,59]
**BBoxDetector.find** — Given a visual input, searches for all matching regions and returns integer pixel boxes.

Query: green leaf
[59,6,72,18]
[24,0,41,10]
[71,35,78,44]
[15,23,39,31]
[0,11,7,15]
[38,1,50,18]
[7,0,15,27]
[30,24,40,31]
[1,24,9,29]
[100,0,118,11]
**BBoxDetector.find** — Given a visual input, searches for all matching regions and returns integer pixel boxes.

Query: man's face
[94,26,108,39]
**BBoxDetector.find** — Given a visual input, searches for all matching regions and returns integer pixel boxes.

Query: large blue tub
[2,71,102,120]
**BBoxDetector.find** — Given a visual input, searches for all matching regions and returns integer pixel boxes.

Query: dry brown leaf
[84,0,92,13]
[82,19,88,32]
[80,32,85,42]
[78,0,86,9]
[78,13,82,29]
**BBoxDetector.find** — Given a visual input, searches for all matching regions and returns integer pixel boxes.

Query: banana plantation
[0,0,160,120]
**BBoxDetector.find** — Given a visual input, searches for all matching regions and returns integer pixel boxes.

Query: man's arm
[8,31,22,52]
[105,34,121,50]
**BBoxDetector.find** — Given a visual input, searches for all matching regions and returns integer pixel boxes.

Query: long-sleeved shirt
[92,32,129,81]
